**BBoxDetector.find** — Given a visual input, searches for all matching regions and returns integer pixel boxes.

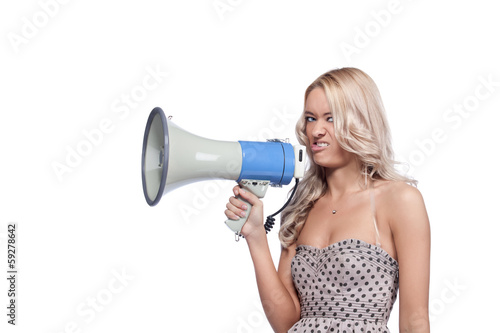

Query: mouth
[311,141,330,151]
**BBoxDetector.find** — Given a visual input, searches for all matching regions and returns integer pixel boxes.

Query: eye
[327,117,333,123]
[305,116,316,122]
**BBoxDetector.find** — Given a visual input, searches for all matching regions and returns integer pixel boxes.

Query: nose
[311,120,327,138]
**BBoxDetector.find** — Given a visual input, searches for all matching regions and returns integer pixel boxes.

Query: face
[304,88,356,169]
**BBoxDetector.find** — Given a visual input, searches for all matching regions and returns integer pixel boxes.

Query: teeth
[317,142,329,147]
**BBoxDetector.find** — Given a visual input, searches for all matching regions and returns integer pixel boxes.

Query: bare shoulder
[376,180,424,212]
[376,180,422,200]
[375,181,428,233]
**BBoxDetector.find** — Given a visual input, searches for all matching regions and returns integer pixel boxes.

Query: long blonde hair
[279,67,416,248]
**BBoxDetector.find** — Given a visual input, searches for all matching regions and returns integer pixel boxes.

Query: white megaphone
[141,107,306,239]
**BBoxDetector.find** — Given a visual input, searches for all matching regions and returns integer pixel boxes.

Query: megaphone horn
[141,107,305,239]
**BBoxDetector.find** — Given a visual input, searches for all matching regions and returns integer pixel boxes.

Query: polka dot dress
[288,239,399,333]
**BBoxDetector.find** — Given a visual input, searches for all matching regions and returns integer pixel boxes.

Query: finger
[225,209,243,220]
[226,200,247,218]
[233,185,241,196]
[229,196,248,210]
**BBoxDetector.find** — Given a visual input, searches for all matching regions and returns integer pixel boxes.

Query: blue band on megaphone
[237,141,295,186]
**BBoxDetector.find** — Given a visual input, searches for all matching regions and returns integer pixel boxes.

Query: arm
[389,183,431,333]
[226,186,301,333]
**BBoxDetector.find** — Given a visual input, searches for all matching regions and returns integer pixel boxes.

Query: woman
[225,67,430,333]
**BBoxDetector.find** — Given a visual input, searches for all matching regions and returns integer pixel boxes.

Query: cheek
[330,136,341,150]
[304,126,313,142]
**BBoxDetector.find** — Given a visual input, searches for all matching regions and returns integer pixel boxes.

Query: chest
[297,194,377,248]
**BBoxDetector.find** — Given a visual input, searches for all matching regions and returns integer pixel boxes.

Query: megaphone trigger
[224,180,270,240]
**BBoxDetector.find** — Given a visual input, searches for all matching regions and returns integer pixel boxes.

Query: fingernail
[240,211,246,217]
[241,204,248,210]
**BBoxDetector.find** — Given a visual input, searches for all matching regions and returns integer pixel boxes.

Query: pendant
[332,210,337,214]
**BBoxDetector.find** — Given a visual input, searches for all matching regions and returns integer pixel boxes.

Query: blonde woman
[225,68,430,333]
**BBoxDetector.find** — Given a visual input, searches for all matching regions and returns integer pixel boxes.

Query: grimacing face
[304,88,356,170]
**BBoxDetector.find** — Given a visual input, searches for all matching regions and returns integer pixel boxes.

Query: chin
[312,157,338,169]
[313,155,354,170]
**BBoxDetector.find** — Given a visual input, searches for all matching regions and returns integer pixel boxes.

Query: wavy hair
[278,67,416,248]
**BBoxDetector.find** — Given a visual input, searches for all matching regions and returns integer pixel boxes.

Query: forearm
[246,231,300,333]
[399,302,430,333]
[400,316,430,333]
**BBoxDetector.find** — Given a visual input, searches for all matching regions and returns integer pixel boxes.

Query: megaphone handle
[224,180,270,241]
[225,196,253,241]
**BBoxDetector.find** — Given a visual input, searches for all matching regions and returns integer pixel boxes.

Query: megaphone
[141,107,305,239]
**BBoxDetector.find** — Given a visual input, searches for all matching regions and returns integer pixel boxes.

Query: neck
[324,161,366,201]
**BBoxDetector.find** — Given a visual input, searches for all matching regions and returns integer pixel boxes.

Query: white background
[1,0,499,332]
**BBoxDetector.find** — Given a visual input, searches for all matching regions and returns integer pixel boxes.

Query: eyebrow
[304,111,332,116]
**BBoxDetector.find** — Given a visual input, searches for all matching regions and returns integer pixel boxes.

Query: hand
[225,185,265,240]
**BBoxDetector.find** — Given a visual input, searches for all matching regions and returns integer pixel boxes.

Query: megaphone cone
[141,107,242,206]
[141,107,305,237]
